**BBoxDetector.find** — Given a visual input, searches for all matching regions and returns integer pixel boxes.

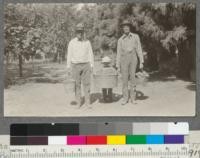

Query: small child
[101,56,115,103]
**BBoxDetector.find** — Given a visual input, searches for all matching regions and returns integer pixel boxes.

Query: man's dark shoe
[121,98,128,105]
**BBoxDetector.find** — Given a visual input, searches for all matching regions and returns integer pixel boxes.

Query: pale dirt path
[4,78,195,117]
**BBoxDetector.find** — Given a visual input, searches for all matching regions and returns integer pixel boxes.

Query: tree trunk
[6,53,9,72]
[5,53,10,88]
[189,35,196,82]
[147,47,159,71]
[62,49,66,61]
[18,54,23,77]
[53,53,58,62]
[177,41,190,79]
[31,56,34,71]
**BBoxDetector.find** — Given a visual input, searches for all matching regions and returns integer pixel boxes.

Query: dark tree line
[4,3,196,80]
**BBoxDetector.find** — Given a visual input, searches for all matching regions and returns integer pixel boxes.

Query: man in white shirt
[67,23,94,108]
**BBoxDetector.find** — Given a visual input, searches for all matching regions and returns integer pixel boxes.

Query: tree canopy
[4,3,196,78]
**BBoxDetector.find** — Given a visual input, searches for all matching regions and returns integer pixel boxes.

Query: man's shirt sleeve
[67,41,72,69]
[136,35,144,64]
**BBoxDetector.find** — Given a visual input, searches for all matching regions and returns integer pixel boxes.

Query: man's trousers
[120,52,138,102]
[72,63,91,104]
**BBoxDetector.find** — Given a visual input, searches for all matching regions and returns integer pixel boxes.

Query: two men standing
[67,20,144,107]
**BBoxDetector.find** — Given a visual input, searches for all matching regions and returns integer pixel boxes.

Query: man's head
[76,23,85,40]
[121,20,132,34]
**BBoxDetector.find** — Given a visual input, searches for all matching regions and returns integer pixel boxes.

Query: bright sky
[76,3,96,10]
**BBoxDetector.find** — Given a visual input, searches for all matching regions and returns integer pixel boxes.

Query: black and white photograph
[4,3,196,116]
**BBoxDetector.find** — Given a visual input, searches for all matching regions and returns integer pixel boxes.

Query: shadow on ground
[186,83,196,91]
[136,90,149,100]
[91,93,122,104]
[90,90,148,104]
[148,72,178,82]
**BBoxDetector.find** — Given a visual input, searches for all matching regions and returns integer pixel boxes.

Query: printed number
[96,148,100,152]
[189,149,200,157]
[78,148,82,152]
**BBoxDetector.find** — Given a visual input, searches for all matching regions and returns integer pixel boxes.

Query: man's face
[122,25,130,34]
[76,31,84,40]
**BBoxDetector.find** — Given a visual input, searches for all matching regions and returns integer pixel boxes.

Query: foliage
[161,26,187,50]
[4,3,196,78]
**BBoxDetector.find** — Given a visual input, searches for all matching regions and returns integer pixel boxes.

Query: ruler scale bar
[7,145,189,158]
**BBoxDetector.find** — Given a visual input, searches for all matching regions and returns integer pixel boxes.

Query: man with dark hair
[116,20,144,105]
[67,23,94,108]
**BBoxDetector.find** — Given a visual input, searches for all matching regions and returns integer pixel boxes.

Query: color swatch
[48,136,66,145]
[164,135,184,144]
[67,136,86,145]
[86,136,107,145]
[107,135,126,145]
[10,135,185,145]
[146,135,164,144]
[10,123,188,145]
[10,123,189,136]
[126,135,146,144]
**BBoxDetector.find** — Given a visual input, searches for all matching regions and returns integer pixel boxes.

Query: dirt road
[4,62,196,117]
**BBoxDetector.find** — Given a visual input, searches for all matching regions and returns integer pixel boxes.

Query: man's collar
[75,37,84,41]
[122,33,132,39]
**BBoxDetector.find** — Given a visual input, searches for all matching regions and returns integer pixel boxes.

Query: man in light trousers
[116,20,144,105]
[67,23,94,108]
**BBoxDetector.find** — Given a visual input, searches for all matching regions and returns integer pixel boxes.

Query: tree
[5,4,29,77]
[4,3,196,80]
[116,3,195,78]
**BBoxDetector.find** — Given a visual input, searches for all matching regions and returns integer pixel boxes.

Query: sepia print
[4,3,196,116]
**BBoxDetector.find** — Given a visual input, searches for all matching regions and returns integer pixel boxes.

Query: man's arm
[88,41,94,68]
[116,39,122,69]
[67,41,72,69]
[136,35,144,64]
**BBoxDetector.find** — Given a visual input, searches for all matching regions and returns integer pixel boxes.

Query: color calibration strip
[10,122,189,136]
[10,135,185,145]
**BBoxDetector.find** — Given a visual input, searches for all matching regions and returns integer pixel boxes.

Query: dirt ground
[4,62,196,117]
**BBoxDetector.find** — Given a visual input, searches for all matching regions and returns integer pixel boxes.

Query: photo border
[0,0,199,134]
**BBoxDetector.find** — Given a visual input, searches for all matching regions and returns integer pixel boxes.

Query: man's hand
[67,67,71,76]
[91,66,94,74]
[139,63,144,70]
[116,66,121,74]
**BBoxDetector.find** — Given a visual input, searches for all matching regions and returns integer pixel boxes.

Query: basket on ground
[93,74,118,88]
[136,71,149,86]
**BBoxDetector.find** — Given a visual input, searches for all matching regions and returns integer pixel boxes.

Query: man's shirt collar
[75,37,87,42]
[122,33,133,39]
